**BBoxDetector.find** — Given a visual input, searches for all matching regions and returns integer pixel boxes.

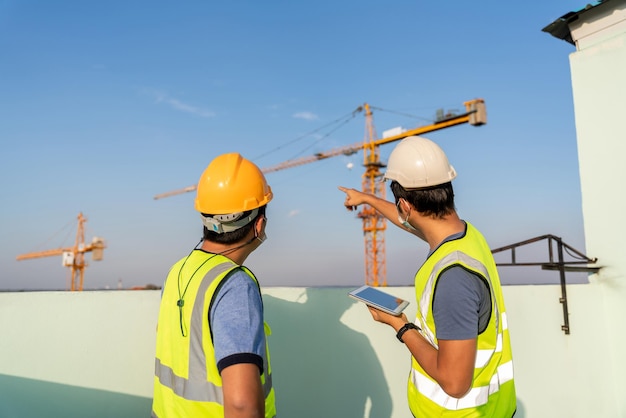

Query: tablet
[348,285,409,316]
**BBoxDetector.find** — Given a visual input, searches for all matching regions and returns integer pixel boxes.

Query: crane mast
[359,103,387,286]
[153,99,487,286]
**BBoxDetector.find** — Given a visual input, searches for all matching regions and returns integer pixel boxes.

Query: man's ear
[255,215,266,231]
[399,198,417,214]
[398,198,408,212]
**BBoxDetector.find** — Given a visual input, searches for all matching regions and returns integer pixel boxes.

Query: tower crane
[154,99,487,286]
[16,212,106,291]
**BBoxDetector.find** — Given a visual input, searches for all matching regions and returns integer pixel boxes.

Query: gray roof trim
[542,1,610,44]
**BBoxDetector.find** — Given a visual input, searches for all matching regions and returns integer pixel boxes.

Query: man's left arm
[407,332,476,397]
[370,310,476,398]
[369,266,484,398]
[222,364,264,418]
[212,272,268,417]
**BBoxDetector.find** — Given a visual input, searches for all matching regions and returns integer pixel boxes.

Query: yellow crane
[16,212,106,291]
[154,99,487,286]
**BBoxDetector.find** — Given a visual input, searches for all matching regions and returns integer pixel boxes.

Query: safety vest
[152,251,276,418]
[408,222,516,417]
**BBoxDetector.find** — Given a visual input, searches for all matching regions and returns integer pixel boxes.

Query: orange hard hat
[195,153,273,215]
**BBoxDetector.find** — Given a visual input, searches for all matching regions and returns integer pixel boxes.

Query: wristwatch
[396,322,420,343]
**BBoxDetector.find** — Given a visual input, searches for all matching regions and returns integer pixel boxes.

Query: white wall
[568,2,626,415]
[0,291,160,398]
[0,284,622,418]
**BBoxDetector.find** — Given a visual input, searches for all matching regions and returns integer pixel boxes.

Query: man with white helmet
[339,136,516,417]
[153,153,276,418]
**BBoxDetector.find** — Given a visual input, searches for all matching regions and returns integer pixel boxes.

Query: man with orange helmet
[339,136,516,417]
[153,153,276,418]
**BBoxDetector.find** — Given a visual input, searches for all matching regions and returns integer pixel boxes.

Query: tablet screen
[349,285,409,315]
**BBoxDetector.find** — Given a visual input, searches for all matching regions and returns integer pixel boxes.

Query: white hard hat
[382,136,457,188]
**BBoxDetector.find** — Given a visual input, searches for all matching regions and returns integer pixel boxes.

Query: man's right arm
[338,186,425,240]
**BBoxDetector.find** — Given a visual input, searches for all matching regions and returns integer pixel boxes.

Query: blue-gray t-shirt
[209,269,266,374]
[430,227,492,341]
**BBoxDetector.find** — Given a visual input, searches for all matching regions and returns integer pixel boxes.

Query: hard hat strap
[200,208,259,234]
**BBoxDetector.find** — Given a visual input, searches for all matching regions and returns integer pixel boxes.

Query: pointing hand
[338,186,364,211]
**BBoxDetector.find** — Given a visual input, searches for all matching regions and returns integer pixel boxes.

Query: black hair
[390,181,455,219]
[202,205,266,244]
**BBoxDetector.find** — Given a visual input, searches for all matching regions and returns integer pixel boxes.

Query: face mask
[398,214,418,232]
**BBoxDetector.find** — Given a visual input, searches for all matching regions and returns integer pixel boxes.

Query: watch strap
[396,322,419,342]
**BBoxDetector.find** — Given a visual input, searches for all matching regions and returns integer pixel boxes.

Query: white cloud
[148,90,216,118]
[292,111,319,121]
[288,209,300,217]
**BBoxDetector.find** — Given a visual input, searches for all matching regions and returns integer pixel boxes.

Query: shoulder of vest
[210,263,261,300]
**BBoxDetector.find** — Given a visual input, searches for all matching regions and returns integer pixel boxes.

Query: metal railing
[491,235,600,334]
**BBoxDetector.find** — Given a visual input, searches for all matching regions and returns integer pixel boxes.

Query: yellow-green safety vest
[152,251,276,417]
[408,222,516,417]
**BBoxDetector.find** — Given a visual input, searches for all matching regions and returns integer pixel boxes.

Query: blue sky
[0,1,592,290]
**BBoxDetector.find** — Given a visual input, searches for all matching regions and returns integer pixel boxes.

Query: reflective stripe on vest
[155,357,223,402]
[410,360,514,410]
[155,358,274,403]
[154,261,273,403]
